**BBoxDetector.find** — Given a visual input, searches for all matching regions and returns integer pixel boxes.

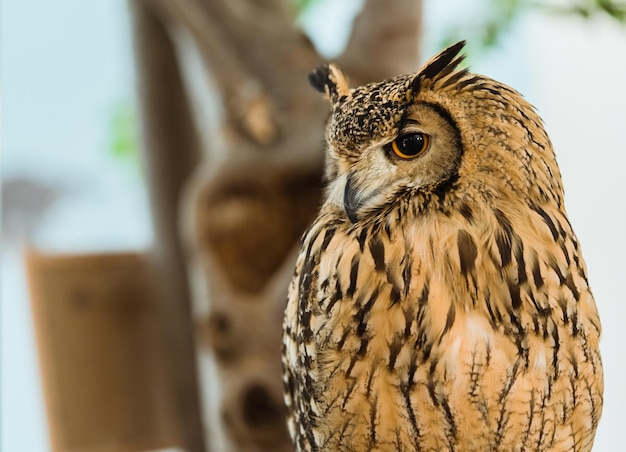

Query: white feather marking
[326,173,348,210]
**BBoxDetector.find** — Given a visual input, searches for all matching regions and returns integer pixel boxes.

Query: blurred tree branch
[337,0,422,86]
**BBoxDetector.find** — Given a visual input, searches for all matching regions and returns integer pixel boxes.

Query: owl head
[310,41,563,224]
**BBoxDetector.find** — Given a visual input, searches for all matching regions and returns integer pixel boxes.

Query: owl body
[282,42,603,451]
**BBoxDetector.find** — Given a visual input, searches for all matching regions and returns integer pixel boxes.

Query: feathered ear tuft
[409,40,467,96]
[308,64,350,103]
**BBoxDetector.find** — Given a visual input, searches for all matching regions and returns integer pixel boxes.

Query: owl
[282,41,603,451]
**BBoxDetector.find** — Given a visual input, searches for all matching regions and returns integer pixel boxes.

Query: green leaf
[109,100,139,165]
[291,0,319,15]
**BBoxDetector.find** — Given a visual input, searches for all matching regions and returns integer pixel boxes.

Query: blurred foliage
[439,0,626,53]
[546,0,626,21]
[439,0,525,52]
[291,0,318,14]
[109,100,140,169]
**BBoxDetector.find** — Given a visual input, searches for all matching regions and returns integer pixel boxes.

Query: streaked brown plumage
[282,41,603,451]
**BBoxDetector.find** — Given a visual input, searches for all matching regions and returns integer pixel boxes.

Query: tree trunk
[130,1,206,450]
[131,0,422,450]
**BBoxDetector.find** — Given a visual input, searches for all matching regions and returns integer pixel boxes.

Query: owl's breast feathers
[282,194,603,451]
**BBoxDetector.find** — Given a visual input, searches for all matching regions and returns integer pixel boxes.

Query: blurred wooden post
[26,251,180,452]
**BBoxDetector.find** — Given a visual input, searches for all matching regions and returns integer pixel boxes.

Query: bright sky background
[2,1,625,451]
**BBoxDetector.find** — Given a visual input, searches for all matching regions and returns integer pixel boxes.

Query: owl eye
[390,133,429,159]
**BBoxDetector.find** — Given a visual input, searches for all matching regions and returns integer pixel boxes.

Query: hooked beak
[344,173,362,224]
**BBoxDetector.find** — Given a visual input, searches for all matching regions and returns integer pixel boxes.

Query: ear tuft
[308,65,331,94]
[410,40,467,95]
[308,64,350,102]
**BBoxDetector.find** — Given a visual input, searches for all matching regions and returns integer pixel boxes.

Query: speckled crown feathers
[307,41,469,152]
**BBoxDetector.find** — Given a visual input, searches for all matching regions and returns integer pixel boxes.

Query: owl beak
[344,173,362,224]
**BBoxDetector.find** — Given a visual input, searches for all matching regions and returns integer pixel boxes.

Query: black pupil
[398,133,425,156]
